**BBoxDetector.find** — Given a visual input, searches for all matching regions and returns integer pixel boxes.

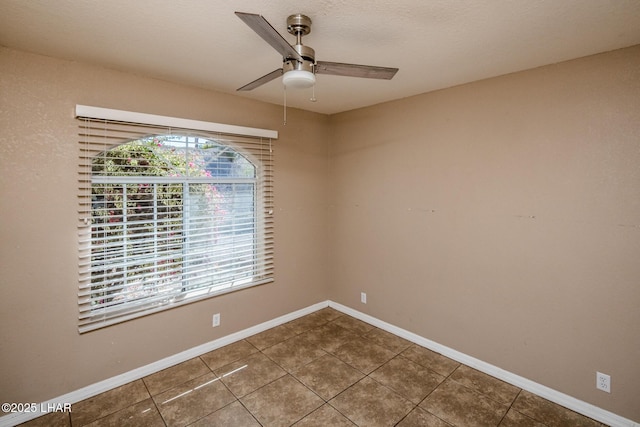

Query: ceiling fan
[235,12,399,92]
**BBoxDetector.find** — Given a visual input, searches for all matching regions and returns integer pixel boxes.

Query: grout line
[139,378,166,427]
[496,389,524,426]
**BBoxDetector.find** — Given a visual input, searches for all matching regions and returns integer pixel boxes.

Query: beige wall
[0,47,329,403]
[328,45,640,420]
[1,44,639,422]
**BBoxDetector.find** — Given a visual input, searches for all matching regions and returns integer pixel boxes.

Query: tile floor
[21,307,607,427]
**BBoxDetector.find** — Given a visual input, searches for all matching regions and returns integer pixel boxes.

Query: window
[77,106,276,333]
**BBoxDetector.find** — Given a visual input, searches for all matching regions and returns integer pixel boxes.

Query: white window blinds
[76,106,276,333]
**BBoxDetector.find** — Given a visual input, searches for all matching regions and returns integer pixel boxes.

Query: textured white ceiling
[1,0,639,114]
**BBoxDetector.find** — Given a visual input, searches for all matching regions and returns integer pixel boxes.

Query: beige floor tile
[370,356,446,404]
[511,390,602,427]
[240,375,324,427]
[420,379,509,427]
[396,407,452,427]
[293,404,357,426]
[285,308,341,334]
[303,322,360,353]
[401,344,461,377]
[18,411,70,427]
[309,307,344,323]
[330,314,375,335]
[83,398,164,427]
[450,364,520,404]
[70,380,150,426]
[293,353,364,400]
[331,336,396,374]
[152,372,235,427]
[330,377,414,427]
[189,401,261,426]
[246,323,298,350]
[498,408,547,427]
[365,327,413,353]
[262,333,327,372]
[214,351,286,397]
[199,339,259,371]
[143,357,211,396]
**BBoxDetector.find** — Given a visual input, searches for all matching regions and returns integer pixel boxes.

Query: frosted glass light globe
[282,70,316,89]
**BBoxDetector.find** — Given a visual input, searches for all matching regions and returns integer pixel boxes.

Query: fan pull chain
[310,84,317,102]
[283,86,287,125]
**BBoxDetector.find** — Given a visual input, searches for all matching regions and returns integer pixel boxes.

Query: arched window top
[92,135,256,179]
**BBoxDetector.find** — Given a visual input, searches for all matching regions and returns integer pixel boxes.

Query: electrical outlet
[212,313,221,327]
[596,372,611,393]
[361,292,367,304]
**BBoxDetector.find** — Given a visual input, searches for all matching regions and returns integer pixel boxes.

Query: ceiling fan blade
[235,12,303,62]
[237,68,283,91]
[316,61,398,80]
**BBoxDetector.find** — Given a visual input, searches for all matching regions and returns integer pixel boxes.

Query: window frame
[76,105,277,333]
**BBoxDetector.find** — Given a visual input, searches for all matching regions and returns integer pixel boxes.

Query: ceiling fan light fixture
[282,69,316,89]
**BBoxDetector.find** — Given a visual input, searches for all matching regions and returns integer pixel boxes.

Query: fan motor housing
[283,57,314,73]
[284,44,315,73]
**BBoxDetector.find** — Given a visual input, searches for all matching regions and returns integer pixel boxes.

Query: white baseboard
[2,299,637,427]
[0,301,328,427]
[328,301,639,427]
